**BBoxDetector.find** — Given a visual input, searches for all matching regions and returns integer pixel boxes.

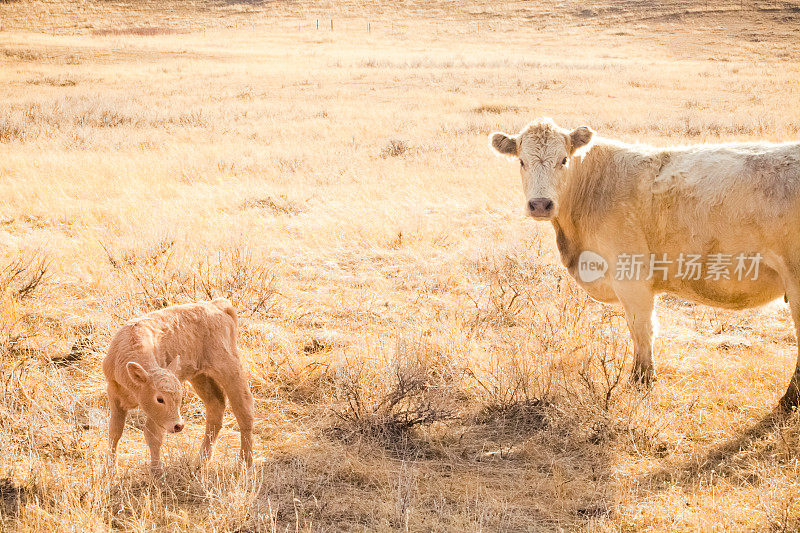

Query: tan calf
[103,298,254,472]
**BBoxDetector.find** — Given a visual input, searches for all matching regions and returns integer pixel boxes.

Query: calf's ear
[569,126,593,151]
[489,132,518,156]
[126,362,150,386]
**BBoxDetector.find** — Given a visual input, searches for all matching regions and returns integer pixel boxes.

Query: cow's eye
[520,159,525,168]
[157,397,165,404]
[561,157,568,166]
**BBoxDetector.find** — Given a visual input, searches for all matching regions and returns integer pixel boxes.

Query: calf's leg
[144,417,166,474]
[614,283,656,386]
[214,366,254,468]
[108,395,128,468]
[190,374,226,462]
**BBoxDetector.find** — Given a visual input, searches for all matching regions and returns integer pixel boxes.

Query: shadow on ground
[107,403,618,531]
[636,406,798,494]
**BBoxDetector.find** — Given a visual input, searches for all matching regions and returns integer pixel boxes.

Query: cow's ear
[126,362,150,386]
[167,355,182,375]
[489,132,518,156]
[569,126,593,151]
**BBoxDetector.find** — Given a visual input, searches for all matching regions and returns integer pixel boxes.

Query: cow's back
[654,142,800,221]
[638,141,799,307]
[561,139,799,308]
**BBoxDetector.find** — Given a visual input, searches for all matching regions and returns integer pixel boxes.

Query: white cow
[489,118,800,408]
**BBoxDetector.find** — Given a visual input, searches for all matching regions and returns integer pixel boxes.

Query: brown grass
[1,0,800,530]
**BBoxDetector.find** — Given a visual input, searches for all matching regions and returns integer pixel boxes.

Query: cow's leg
[108,396,128,470]
[778,270,800,410]
[144,417,166,474]
[615,283,656,386]
[213,366,255,468]
[190,374,226,463]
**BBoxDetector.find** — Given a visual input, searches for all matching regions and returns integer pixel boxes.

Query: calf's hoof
[104,456,117,477]
[199,446,214,464]
[239,453,254,471]
[149,464,165,478]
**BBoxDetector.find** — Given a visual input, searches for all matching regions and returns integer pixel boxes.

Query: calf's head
[126,357,185,433]
[489,118,593,220]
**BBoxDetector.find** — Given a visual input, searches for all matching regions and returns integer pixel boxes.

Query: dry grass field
[2,0,800,530]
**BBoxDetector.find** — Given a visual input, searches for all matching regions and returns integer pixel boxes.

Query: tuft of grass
[27,76,78,87]
[380,138,410,158]
[91,27,178,36]
[472,103,523,114]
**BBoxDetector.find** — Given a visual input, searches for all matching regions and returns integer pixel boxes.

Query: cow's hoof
[779,380,800,411]
[779,393,800,412]
[630,367,655,389]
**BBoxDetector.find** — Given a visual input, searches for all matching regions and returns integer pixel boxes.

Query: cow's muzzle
[527,198,555,220]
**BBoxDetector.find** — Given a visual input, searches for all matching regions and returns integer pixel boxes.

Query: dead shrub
[0,252,50,360]
[91,27,179,36]
[0,252,50,300]
[0,478,26,518]
[239,195,305,215]
[0,115,27,143]
[380,139,409,158]
[467,338,555,435]
[0,48,41,61]
[471,103,523,114]
[49,336,93,367]
[100,241,277,318]
[27,76,78,87]
[331,339,458,445]
[256,355,334,403]
[192,248,277,316]
[475,398,549,431]
[573,308,631,411]
[465,250,545,334]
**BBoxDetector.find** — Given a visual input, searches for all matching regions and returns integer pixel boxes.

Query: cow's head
[127,356,185,434]
[489,118,593,220]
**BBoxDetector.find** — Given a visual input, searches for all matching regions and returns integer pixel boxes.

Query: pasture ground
[1,0,800,530]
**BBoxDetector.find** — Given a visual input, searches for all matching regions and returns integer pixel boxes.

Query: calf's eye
[561,157,568,166]
[157,397,165,404]
[520,160,525,168]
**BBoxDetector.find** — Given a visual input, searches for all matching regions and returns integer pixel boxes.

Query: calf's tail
[212,297,237,326]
